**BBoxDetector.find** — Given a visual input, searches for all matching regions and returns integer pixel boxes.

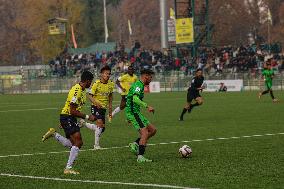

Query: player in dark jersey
[179,69,205,121]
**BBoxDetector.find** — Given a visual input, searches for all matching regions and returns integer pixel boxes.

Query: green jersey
[126,80,145,113]
[262,69,274,83]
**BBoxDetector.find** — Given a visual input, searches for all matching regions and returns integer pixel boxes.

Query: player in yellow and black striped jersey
[111,66,138,117]
[82,66,114,150]
[41,71,95,175]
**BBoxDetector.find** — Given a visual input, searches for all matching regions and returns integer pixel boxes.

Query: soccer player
[42,71,95,175]
[258,62,278,102]
[112,66,138,117]
[83,66,115,149]
[126,69,157,163]
[179,69,205,121]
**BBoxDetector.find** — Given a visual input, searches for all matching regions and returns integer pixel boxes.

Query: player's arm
[87,93,102,108]
[70,103,95,121]
[108,93,113,118]
[116,77,126,92]
[133,95,154,113]
[88,82,102,108]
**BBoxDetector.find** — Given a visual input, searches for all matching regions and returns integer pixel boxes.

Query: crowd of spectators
[47,42,284,78]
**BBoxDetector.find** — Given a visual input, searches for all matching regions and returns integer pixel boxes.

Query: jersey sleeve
[118,74,127,82]
[109,81,115,93]
[70,86,82,105]
[133,83,143,96]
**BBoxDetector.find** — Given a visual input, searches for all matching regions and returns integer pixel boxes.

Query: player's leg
[64,131,82,174]
[126,113,140,154]
[112,96,126,117]
[260,82,270,97]
[136,114,153,162]
[179,92,192,121]
[94,119,105,149]
[190,96,203,111]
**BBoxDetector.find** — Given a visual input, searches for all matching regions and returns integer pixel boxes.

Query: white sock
[66,146,79,169]
[112,107,121,117]
[95,126,104,146]
[84,122,97,131]
[54,133,72,148]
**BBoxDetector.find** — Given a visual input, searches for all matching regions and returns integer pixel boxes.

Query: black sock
[262,90,269,95]
[135,138,141,145]
[138,145,146,155]
[269,90,275,99]
[180,108,187,119]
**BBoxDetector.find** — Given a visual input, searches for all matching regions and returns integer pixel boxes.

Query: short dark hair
[140,69,155,75]
[100,65,111,73]
[196,68,202,72]
[81,71,94,82]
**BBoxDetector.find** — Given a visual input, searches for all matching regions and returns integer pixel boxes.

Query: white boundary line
[0,173,196,189]
[0,108,58,113]
[0,132,283,159]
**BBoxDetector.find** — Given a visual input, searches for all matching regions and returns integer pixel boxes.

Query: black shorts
[91,105,106,123]
[187,89,201,103]
[59,115,80,139]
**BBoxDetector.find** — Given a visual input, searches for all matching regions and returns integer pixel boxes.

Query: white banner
[204,80,243,92]
[150,82,160,93]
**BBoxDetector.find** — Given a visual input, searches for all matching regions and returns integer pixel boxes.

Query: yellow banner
[48,23,66,35]
[175,18,194,44]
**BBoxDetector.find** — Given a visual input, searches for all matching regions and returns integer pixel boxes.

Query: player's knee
[75,140,83,148]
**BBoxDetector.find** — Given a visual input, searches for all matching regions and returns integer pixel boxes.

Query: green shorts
[265,81,272,90]
[126,112,150,130]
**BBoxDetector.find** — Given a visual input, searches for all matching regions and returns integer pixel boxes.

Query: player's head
[140,69,155,85]
[195,69,203,77]
[266,62,272,69]
[127,66,134,76]
[81,71,94,88]
[100,65,111,82]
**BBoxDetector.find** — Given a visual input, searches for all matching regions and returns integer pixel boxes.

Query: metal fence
[1,72,284,94]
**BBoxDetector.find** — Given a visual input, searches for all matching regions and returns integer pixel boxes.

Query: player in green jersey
[125,69,156,163]
[258,62,278,102]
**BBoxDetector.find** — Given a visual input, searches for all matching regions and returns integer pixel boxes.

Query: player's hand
[94,101,102,108]
[147,106,155,114]
[88,115,96,122]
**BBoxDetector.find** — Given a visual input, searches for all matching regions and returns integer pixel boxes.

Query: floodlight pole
[103,0,108,43]
[160,0,168,50]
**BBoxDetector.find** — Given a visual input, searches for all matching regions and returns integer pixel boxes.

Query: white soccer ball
[179,145,192,158]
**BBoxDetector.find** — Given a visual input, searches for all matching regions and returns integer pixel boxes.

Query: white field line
[0,104,120,113]
[0,173,197,189]
[0,132,283,159]
[0,108,58,113]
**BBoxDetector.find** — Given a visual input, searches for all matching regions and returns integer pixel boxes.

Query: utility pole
[160,0,168,49]
[103,0,108,43]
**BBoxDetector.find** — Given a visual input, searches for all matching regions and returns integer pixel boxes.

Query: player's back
[61,83,86,115]
[126,80,144,113]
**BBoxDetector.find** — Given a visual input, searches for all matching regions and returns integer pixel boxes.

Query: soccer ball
[179,145,192,158]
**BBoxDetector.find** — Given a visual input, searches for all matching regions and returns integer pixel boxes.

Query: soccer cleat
[129,142,138,155]
[273,98,279,103]
[64,168,80,175]
[258,92,262,99]
[78,119,86,128]
[178,117,184,121]
[137,156,152,163]
[93,145,101,150]
[42,128,56,142]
